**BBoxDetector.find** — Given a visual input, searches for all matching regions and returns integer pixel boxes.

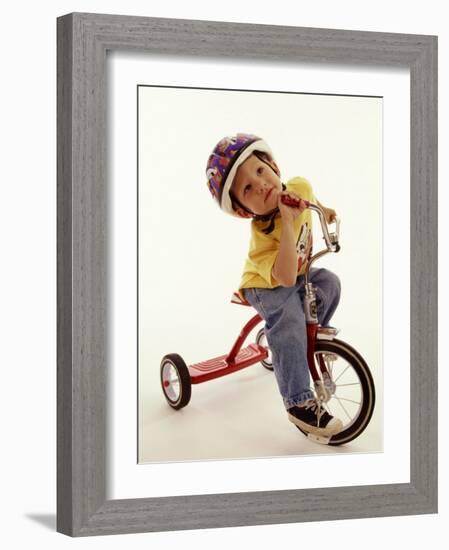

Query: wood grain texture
[57,12,438,536]
[57,13,74,536]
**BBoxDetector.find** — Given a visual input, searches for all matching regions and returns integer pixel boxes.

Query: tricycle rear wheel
[256,328,273,371]
[160,353,192,409]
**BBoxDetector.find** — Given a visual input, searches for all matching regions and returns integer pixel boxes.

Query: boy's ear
[234,207,254,219]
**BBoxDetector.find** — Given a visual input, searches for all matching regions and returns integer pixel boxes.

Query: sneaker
[288,399,343,436]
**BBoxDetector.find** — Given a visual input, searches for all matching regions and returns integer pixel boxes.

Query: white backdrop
[137,71,384,462]
[1,1,445,549]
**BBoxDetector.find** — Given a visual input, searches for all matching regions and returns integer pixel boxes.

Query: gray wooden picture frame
[57,12,438,537]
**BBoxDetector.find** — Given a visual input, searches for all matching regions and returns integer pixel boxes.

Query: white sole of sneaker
[288,413,343,437]
[306,433,332,445]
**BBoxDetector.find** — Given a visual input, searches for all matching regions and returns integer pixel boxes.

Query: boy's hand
[317,200,337,224]
[278,191,306,225]
[322,206,337,224]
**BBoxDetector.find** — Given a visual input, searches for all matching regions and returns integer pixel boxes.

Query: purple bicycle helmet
[206,133,273,216]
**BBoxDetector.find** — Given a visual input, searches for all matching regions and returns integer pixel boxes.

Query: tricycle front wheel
[160,353,192,409]
[298,339,375,446]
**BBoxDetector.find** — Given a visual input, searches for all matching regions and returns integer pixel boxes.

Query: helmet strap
[232,182,287,234]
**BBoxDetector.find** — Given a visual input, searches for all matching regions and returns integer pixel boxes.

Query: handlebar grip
[280,195,310,208]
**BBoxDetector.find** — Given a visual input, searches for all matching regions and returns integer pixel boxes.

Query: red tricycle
[160,200,375,446]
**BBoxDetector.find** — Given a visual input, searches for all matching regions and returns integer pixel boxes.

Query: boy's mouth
[265,188,273,202]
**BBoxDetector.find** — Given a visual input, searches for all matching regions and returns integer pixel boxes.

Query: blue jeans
[244,268,341,409]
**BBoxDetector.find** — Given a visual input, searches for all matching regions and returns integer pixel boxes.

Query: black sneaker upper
[288,399,335,429]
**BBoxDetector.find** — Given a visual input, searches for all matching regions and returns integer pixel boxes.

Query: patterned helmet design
[206,133,273,216]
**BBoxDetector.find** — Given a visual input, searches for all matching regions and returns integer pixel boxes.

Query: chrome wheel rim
[161,361,181,403]
[315,351,363,432]
[257,330,273,367]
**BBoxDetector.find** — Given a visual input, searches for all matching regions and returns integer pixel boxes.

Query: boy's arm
[271,219,298,287]
[271,191,307,287]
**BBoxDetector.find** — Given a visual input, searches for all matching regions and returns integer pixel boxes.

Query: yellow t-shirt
[239,177,316,291]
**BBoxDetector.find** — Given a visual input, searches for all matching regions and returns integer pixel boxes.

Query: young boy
[206,133,343,437]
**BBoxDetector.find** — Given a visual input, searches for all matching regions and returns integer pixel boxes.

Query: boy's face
[232,154,282,216]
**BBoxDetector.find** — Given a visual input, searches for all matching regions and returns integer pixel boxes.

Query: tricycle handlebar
[306,202,340,253]
[280,195,340,253]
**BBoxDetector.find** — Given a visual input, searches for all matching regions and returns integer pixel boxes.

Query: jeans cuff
[284,390,314,410]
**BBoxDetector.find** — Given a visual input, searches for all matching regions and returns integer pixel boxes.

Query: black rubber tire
[297,339,375,446]
[160,353,192,410]
[256,328,274,371]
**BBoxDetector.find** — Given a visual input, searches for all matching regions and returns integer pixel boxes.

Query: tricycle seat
[230,291,250,306]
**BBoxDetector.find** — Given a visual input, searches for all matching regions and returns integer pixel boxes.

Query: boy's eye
[244,184,251,194]
[257,166,264,175]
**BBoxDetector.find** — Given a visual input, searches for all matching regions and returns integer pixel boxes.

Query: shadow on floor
[25,514,56,531]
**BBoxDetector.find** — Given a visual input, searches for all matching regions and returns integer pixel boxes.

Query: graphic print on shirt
[296,222,313,273]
